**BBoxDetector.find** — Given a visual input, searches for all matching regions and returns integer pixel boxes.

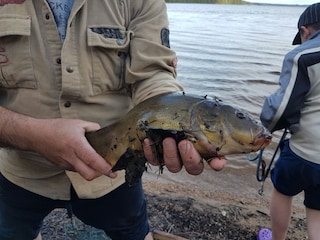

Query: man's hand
[143,138,227,174]
[30,118,117,181]
[0,107,116,181]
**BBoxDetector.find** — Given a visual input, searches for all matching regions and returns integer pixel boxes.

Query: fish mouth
[251,130,272,148]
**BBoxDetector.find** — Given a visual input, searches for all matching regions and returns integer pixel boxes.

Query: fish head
[220,104,272,153]
[190,99,272,158]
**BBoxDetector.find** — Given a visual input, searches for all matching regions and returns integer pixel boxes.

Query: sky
[246,0,316,5]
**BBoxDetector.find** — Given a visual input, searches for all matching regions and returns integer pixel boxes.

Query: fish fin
[112,148,146,186]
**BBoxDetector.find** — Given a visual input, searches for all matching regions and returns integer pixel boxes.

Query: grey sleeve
[260,50,310,132]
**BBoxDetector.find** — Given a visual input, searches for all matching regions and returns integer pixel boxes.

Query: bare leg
[34,233,42,240]
[306,207,320,240]
[270,188,293,240]
[145,232,154,240]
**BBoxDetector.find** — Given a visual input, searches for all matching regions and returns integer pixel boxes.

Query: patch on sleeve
[161,28,170,48]
[0,0,25,6]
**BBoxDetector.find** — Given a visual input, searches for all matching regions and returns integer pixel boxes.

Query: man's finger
[178,140,204,175]
[76,141,117,179]
[208,157,227,171]
[143,138,159,166]
[163,138,182,173]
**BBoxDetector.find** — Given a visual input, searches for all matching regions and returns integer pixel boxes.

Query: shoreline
[41,166,307,239]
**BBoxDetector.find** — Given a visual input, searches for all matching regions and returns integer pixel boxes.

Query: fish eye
[236,112,246,119]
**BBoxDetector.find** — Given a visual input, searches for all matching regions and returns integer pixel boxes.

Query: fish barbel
[85,92,272,184]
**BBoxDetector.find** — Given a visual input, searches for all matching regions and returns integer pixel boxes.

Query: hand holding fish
[32,118,119,181]
[143,138,227,175]
[0,107,118,181]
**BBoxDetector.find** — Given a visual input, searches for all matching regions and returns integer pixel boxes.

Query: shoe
[257,228,272,240]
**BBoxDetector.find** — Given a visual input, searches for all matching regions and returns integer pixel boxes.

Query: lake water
[166,3,306,168]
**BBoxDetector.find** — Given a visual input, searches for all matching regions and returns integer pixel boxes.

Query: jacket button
[45,13,50,20]
[66,66,74,73]
[64,101,71,108]
[56,58,61,64]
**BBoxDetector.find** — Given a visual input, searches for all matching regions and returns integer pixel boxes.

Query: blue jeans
[0,173,149,240]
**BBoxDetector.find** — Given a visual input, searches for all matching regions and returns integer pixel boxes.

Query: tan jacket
[0,0,182,200]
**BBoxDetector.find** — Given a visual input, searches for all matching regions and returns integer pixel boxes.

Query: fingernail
[107,170,117,178]
[180,140,191,153]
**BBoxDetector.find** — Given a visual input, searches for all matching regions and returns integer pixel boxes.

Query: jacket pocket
[87,27,132,95]
[0,14,36,89]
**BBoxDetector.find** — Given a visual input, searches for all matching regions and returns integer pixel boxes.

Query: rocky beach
[41,164,307,239]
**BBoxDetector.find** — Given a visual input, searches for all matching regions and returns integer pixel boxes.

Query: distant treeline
[165,0,249,4]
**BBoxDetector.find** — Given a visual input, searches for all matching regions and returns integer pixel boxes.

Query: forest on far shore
[165,0,250,4]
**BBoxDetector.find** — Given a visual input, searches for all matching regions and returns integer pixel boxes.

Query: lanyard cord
[247,128,289,195]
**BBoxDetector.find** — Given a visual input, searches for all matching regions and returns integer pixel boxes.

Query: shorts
[0,173,149,240]
[271,139,320,210]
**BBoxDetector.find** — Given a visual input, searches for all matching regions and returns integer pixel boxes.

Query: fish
[85,92,272,185]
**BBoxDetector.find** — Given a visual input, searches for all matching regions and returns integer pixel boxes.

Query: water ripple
[167,3,305,168]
